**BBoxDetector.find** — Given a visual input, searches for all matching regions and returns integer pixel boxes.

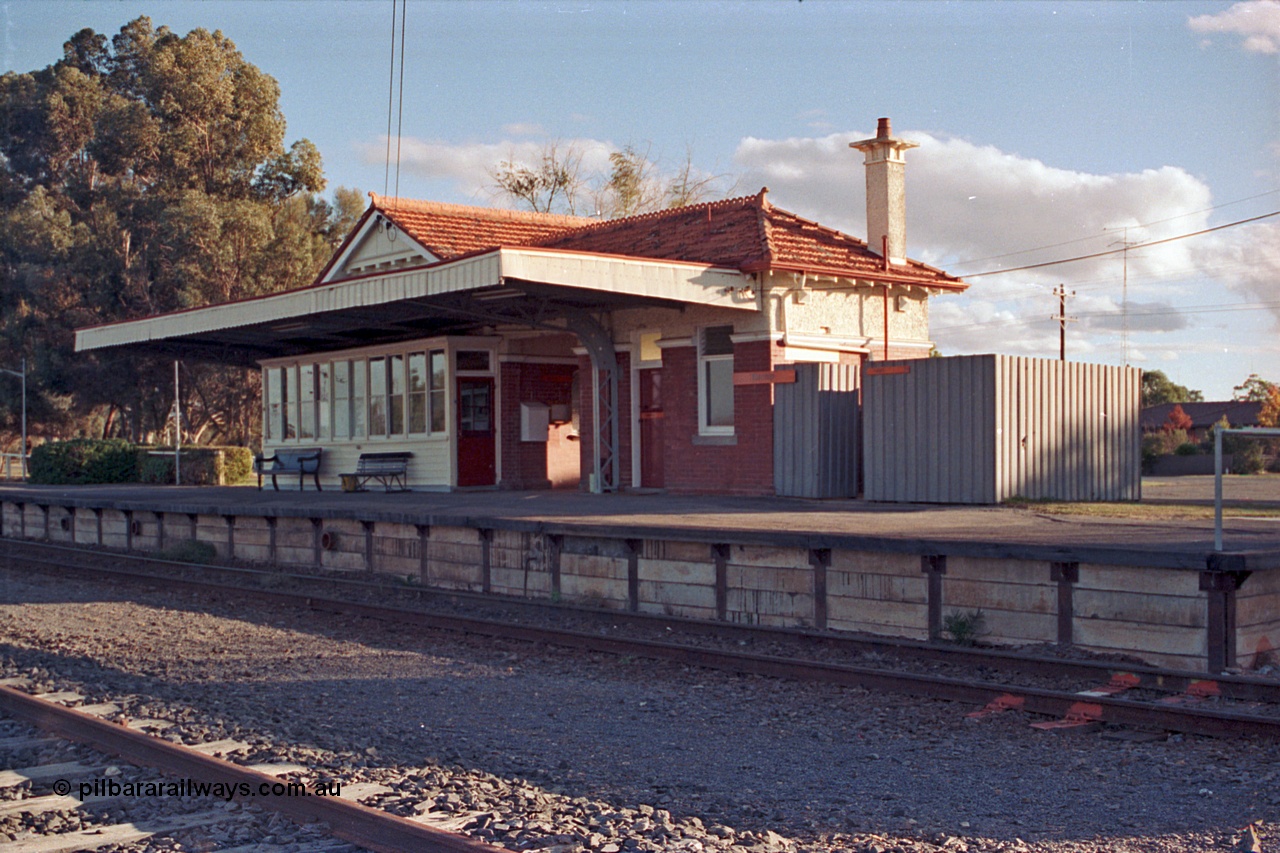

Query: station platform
[1,478,1277,567]
[3,478,1279,672]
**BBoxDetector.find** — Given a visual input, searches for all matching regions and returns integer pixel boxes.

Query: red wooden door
[456,377,496,486]
[638,368,664,488]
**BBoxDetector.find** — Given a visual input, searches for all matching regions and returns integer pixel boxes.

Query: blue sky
[5,1,1279,399]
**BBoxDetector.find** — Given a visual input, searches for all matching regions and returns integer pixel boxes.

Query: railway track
[0,678,504,853]
[3,537,1280,740]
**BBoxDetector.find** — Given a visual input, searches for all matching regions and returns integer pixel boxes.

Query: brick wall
[658,339,775,495]
[500,361,578,490]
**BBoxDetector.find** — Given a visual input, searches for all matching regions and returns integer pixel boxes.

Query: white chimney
[850,117,919,266]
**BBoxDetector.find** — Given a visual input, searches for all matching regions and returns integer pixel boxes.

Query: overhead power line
[950,187,1280,269]
[931,298,1280,335]
[963,209,1280,278]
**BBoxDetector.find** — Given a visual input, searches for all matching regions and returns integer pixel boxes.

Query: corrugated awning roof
[75,247,754,366]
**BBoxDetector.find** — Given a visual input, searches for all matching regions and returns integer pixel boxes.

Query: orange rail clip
[966,694,1025,720]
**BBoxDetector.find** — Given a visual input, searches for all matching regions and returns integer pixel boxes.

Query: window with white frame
[351,358,367,439]
[698,325,734,434]
[265,367,283,441]
[429,349,446,433]
[333,361,351,439]
[408,352,427,434]
[283,365,298,439]
[318,363,331,440]
[368,357,387,436]
[389,353,405,435]
[299,364,316,440]
[263,341,467,444]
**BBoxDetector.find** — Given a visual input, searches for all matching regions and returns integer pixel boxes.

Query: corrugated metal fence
[773,362,860,498]
[863,355,1140,504]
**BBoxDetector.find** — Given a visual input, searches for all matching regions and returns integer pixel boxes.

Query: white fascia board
[76,253,504,352]
[76,248,754,353]
[498,248,756,310]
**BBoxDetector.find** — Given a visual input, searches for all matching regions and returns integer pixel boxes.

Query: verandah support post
[1202,554,1250,672]
[810,548,831,630]
[625,538,641,613]
[416,524,430,585]
[712,543,729,622]
[1050,561,1079,646]
[479,528,493,594]
[362,521,375,573]
[311,518,323,568]
[921,554,947,642]
[547,534,562,599]
[224,516,235,561]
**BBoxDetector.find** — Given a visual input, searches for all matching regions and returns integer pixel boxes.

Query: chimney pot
[877,117,891,139]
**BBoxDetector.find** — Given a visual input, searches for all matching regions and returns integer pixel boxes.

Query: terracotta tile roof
[371,189,965,289]
[1140,401,1263,432]
[370,194,595,259]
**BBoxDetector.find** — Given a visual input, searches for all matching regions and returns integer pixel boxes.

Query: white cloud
[733,130,1211,286]
[1188,1,1280,54]
[732,128,1280,366]
[501,123,546,137]
[356,135,616,202]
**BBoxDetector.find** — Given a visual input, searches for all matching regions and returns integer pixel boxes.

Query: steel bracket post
[562,309,620,493]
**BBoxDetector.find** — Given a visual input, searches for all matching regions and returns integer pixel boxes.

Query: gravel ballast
[0,564,1273,853]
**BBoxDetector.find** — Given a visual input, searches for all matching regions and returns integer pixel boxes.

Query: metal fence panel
[773,363,859,498]
[864,355,1140,504]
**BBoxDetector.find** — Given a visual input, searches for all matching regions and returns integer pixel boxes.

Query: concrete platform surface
[3,480,1278,567]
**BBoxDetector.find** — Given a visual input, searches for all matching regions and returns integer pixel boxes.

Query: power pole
[1051,284,1076,361]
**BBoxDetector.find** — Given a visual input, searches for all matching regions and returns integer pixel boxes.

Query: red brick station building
[76,120,968,495]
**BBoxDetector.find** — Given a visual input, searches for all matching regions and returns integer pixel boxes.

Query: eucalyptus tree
[0,17,360,449]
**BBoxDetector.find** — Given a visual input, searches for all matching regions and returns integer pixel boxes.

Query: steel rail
[0,685,499,853]
[5,537,1279,704]
[3,543,1279,739]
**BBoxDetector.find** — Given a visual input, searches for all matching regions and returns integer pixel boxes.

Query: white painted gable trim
[322,212,438,283]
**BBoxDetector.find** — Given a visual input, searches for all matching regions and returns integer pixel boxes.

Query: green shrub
[1174,442,1200,456]
[217,446,254,485]
[138,449,216,485]
[1141,434,1164,474]
[1230,441,1265,475]
[29,439,138,485]
[943,609,986,646]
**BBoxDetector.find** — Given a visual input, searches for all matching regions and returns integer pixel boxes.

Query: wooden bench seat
[254,448,322,491]
[341,452,412,493]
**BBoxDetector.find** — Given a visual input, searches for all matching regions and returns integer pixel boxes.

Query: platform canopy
[75,246,755,367]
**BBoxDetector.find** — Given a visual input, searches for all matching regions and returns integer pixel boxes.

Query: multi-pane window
[698,325,734,434]
[408,352,427,434]
[429,350,446,433]
[264,344,474,443]
[351,358,367,439]
[389,354,405,435]
[299,364,316,440]
[283,365,299,440]
[368,357,387,436]
[333,361,350,439]
[266,367,283,441]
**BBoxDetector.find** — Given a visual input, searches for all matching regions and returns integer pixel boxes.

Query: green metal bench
[254,448,323,491]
